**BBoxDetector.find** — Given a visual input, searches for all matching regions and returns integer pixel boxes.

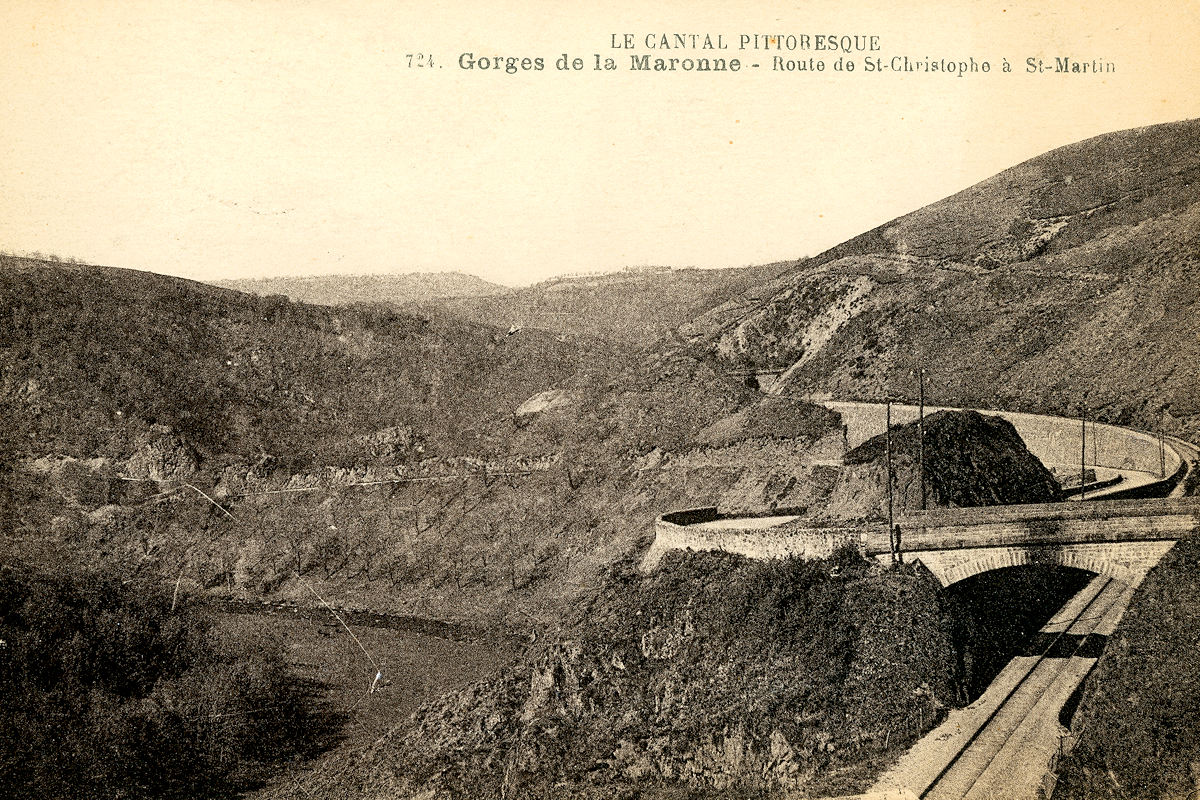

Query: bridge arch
[907,541,1177,588]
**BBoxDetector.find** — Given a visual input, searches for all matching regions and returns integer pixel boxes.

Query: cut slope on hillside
[681,118,1200,442]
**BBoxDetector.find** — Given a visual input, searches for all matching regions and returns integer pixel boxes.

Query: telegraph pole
[919,368,927,511]
[1160,412,1167,479]
[1079,407,1087,500]
[886,399,896,562]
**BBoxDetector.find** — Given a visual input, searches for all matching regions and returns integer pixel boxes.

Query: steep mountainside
[681,119,1200,441]
[214,271,503,306]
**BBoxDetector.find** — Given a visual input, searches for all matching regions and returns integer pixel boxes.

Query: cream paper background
[1,0,1198,284]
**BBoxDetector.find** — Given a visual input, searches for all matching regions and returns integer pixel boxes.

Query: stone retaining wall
[823,401,1181,477]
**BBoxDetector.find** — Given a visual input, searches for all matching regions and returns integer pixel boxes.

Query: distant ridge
[213,270,504,306]
[430,262,794,347]
[0,256,586,467]
[213,264,799,348]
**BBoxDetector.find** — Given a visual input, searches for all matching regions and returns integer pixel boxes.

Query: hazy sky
[3,0,1199,285]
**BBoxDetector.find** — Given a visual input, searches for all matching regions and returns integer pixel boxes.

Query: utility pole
[919,368,927,511]
[1090,419,1098,467]
[1079,407,1087,501]
[886,400,896,562]
[1160,412,1167,479]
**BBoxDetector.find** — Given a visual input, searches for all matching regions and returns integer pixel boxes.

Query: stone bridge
[642,403,1198,586]
[643,498,1199,587]
[878,498,1197,587]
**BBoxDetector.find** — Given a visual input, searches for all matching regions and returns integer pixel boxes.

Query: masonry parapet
[641,507,872,572]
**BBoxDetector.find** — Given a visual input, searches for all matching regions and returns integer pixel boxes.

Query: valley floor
[218,613,518,799]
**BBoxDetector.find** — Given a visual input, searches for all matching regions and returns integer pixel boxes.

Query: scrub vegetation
[0,560,331,799]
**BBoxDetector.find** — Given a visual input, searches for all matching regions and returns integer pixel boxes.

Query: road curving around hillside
[820,400,1184,502]
[643,400,1193,572]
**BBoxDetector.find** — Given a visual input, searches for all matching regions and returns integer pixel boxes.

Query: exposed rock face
[122,425,198,482]
[513,388,573,427]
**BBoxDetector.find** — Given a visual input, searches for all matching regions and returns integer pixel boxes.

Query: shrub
[0,559,320,799]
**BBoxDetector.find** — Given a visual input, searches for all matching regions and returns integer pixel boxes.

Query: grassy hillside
[0,257,594,469]
[681,118,1200,441]
[212,264,796,350]
[5,257,819,627]
[342,551,963,799]
[327,551,1092,800]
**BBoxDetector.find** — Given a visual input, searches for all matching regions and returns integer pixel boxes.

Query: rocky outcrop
[836,410,1061,517]
[122,425,198,482]
[513,389,573,427]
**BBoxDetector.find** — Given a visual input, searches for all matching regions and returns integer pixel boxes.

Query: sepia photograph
[2,1,1200,798]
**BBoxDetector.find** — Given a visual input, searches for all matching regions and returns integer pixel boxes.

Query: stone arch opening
[909,541,1172,589]
[940,563,1096,702]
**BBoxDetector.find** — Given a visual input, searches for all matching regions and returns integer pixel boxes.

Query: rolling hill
[213,265,798,349]
[0,256,788,628]
[429,264,795,347]
[0,258,595,468]
[213,270,504,306]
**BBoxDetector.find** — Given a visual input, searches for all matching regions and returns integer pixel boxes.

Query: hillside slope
[1052,536,1200,800]
[0,258,590,469]
[431,263,794,347]
[682,118,1200,441]
[332,554,1092,800]
[1,257,793,627]
[342,551,963,800]
[214,271,503,306]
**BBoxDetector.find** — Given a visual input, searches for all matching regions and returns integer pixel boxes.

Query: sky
[2,0,1199,286]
